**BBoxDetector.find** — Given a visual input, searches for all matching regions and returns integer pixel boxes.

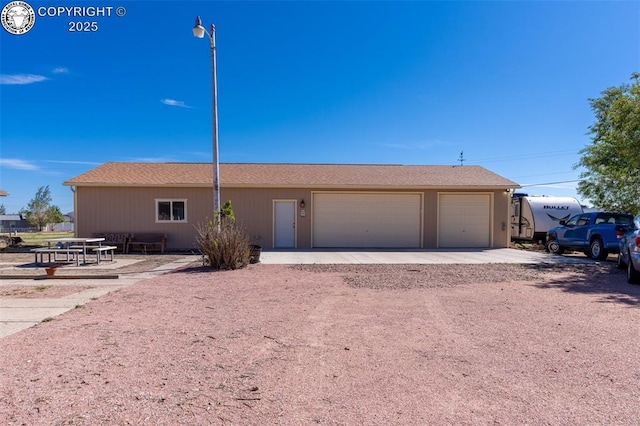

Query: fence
[0,226,39,234]
[0,224,74,233]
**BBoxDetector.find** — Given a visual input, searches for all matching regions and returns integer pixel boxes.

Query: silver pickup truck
[546,212,634,260]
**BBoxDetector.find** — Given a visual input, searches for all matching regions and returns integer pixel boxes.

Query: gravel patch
[294,262,615,289]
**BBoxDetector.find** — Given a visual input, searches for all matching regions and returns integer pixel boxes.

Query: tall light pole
[193,16,221,218]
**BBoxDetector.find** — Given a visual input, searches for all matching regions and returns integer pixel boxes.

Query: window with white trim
[156,199,187,222]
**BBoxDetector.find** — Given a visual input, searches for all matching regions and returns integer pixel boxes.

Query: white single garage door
[313,193,422,248]
[438,193,491,248]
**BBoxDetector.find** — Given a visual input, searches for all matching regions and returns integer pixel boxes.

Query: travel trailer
[511,194,584,243]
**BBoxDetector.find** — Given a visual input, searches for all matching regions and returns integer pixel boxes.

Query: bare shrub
[194,214,250,270]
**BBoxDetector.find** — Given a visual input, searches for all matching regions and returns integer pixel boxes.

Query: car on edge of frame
[546,211,634,260]
[617,213,640,284]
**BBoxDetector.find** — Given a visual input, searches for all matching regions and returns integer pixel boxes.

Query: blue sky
[1,0,638,214]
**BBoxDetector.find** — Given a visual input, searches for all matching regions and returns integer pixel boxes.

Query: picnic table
[31,237,109,266]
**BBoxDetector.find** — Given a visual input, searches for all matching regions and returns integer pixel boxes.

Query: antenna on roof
[458,151,465,166]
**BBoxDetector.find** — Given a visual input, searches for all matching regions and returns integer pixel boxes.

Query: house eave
[65,182,521,191]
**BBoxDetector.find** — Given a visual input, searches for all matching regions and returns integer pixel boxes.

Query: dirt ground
[1,252,639,425]
[0,252,197,298]
[0,251,194,275]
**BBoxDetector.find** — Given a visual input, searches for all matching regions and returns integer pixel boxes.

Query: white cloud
[0,158,39,170]
[52,67,70,74]
[0,74,48,85]
[161,99,192,108]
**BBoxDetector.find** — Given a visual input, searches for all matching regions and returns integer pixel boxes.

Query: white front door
[274,200,296,248]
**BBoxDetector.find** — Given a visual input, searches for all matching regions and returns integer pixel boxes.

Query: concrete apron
[259,248,596,265]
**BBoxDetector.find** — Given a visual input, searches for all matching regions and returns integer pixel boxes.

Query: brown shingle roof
[64,162,519,189]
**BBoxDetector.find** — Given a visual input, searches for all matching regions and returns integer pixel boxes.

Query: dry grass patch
[0,285,94,299]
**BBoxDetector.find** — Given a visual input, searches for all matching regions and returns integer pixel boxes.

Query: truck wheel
[588,238,608,260]
[546,240,564,255]
[628,252,640,284]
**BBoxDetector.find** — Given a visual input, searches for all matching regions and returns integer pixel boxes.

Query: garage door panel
[439,194,491,248]
[313,193,421,248]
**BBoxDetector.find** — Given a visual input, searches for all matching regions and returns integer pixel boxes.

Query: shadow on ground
[525,262,640,306]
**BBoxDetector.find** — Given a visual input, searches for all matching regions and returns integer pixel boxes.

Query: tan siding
[423,191,438,248]
[74,186,512,250]
[223,188,311,249]
[493,190,511,248]
[76,186,216,250]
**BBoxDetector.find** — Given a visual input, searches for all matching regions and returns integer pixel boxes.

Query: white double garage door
[312,192,491,248]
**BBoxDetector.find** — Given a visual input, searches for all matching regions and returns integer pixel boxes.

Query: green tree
[575,73,640,214]
[0,204,6,215]
[21,186,63,231]
[46,205,65,227]
[220,200,236,222]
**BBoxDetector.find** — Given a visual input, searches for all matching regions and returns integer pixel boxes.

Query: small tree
[0,204,6,215]
[195,201,251,270]
[22,186,64,231]
[46,206,65,229]
[220,200,235,222]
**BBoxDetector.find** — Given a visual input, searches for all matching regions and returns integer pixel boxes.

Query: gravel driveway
[1,261,639,425]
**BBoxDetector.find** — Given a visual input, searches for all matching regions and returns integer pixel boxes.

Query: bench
[92,232,131,253]
[70,245,118,264]
[127,233,167,254]
[92,245,117,264]
[31,247,82,266]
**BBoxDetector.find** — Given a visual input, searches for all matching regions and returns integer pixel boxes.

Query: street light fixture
[192,16,221,218]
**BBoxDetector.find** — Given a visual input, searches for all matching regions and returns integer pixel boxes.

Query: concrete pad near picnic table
[0,277,135,339]
[0,256,196,339]
[258,248,597,265]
